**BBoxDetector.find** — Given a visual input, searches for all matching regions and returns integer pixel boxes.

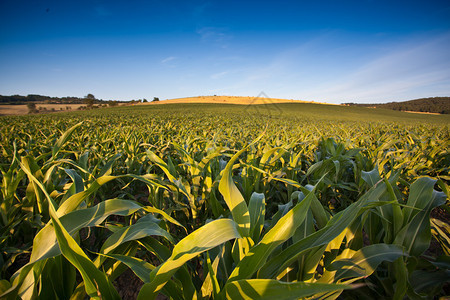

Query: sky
[0,0,449,103]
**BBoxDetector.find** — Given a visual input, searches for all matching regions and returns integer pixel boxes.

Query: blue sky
[0,0,449,103]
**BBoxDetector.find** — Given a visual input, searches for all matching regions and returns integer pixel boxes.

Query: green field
[1,103,449,299]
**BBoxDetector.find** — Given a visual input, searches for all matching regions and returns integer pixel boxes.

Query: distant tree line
[343,97,450,114]
[0,94,154,105]
[0,94,118,105]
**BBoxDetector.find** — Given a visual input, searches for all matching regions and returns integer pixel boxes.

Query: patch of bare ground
[402,110,441,115]
[114,269,146,299]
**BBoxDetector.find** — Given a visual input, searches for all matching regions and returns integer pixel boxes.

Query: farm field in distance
[0,104,88,115]
[0,95,323,116]
[0,102,449,299]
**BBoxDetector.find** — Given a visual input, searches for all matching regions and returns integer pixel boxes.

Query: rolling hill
[343,97,450,114]
[145,95,330,105]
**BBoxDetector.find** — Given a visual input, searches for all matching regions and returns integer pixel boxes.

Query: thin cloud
[196,27,232,48]
[202,32,450,102]
[211,71,229,79]
[161,56,177,64]
[302,33,450,102]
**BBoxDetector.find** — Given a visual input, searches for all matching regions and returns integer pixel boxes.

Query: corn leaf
[137,218,241,300]
[227,183,316,282]
[394,178,446,256]
[224,279,352,300]
[219,147,251,237]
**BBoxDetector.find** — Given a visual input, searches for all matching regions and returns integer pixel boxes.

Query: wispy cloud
[161,56,177,64]
[304,33,450,102]
[160,56,179,68]
[211,71,229,79]
[196,32,450,102]
[196,27,232,48]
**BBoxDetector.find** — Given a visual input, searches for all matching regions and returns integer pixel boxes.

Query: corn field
[0,103,449,299]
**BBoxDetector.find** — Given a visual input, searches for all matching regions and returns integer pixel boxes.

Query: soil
[114,268,169,299]
[430,206,450,224]
[113,269,145,299]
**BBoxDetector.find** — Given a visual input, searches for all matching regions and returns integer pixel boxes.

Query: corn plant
[0,103,448,299]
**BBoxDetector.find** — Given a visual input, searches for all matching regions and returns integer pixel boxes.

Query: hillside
[134,101,450,125]
[145,95,327,105]
[343,97,450,114]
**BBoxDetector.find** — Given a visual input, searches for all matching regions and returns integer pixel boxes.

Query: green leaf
[394,177,446,256]
[52,122,83,158]
[224,279,352,300]
[138,218,241,300]
[95,221,173,267]
[97,253,155,282]
[219,147,251,237]
[6,199,143,298]
[98,153,122,177]
[258,181,387,279]
[248,192,265,243]
[227,184,316,282]
[141,206,187,233]
[18,158,120,299]
[147,150,177,181]
[0,280,13,300]
[409,269,450,295]
[97,252,183,300]
[39,255,77,300]
[57,175,124,216]
[50,207,121,299]
[310,192,329,229]
[32,199,144,263]
[361,167,381,187]
[325,244,406,282]
[201,252,221,299]
[402,177,443,226]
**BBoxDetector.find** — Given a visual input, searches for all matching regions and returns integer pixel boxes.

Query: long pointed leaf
[227,185,316,282]
[224,279,352,300]
[138,218,241,300]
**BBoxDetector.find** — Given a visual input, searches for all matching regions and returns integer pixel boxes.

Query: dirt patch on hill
[143,96,332,106]
[403,110,441,115]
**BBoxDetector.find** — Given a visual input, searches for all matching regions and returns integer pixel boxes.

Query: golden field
[143,95,329,105]
[0,104,87,115]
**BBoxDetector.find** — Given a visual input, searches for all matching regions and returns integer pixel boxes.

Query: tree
[84,94,95,109]
[108,101,118,107]
[153,97,159,102]
[27,103,38,114]
[143,98,148,103]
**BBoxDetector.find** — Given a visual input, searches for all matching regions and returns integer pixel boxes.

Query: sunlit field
[1,103,449,299]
